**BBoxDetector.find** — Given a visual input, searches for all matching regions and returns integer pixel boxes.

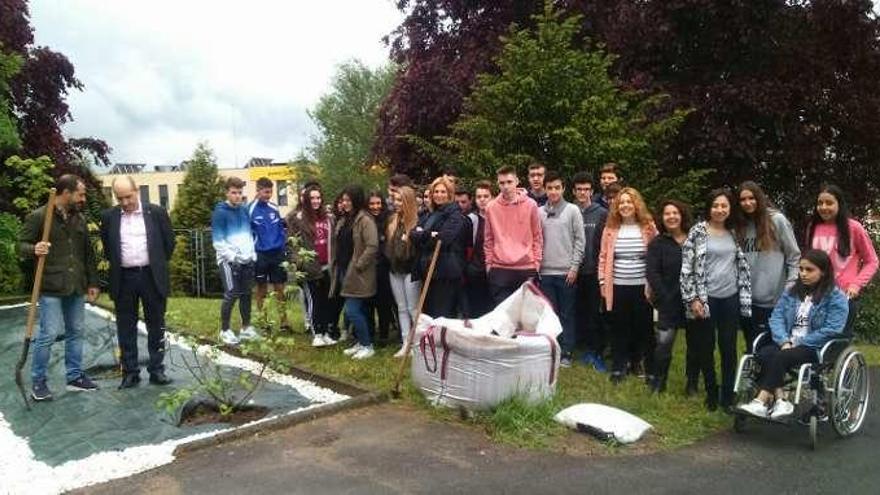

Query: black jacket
[646,233,686,329]
[100,203,175,301]
[410,202,466,281]
[465,213,486,281]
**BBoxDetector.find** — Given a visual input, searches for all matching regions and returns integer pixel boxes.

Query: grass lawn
[97,294,880,454]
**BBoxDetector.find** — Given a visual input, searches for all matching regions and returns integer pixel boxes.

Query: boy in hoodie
[572,172,609,371]
[249,177,289,332]
[539,171,585,367]
[484,165,543,304]
[213,177,258,345]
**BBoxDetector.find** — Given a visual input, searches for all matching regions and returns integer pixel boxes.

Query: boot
[705,383,719,412]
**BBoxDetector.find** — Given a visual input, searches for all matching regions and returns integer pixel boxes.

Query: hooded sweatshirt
[212,201,256,265]
[540,199,585,276]
[484,189,543,271]
[740,210,801,308]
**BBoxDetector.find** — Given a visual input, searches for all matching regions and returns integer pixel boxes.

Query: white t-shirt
[791,296,813,344]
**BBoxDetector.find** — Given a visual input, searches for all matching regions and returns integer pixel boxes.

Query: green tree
[1,155,53,214]
[426,4,709,206]
[172,142,224,229]
[0,45,22,154]
[169,234,193,295]
[309,60,397,197]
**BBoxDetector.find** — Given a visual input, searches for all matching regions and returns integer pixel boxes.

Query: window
[159,184,169,209]
[276,180,288,206]
[139,185,150,204]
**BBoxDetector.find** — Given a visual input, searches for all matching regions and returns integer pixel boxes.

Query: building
[97,159,300,217]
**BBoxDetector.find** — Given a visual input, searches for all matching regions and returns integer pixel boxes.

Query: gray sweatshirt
[740,210,801,308]
[539,199,585,276]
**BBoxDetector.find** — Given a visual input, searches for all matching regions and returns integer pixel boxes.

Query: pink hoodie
[810,219,879,291]
[484,189,543,271]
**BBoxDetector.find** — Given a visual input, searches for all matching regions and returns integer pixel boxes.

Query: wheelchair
[732,332,870,449]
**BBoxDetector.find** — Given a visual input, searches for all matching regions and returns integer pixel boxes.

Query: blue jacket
[248,200,286,252]
[769,287,849,352]
[211,201,256,265]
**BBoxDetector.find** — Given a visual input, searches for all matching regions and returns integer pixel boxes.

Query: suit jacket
[100,202,175,301]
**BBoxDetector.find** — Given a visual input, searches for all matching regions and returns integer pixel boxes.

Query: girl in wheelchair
[737,249,849,419]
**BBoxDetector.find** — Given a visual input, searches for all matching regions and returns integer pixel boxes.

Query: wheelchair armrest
[818,338,852,364]
[752,332,772,353]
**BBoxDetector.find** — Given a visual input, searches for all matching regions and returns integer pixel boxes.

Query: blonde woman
[597,187,658,384]
[385,186,422,357]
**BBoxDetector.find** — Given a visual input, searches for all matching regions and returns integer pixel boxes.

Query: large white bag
[410,281,561,411]
[553,403,653,444]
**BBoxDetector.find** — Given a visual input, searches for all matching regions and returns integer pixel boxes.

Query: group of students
[214,163,877,415]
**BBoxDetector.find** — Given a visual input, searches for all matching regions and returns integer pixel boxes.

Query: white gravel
[0,304,351,494]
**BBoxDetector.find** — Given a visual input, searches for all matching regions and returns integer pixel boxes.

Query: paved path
[79,370,878,495]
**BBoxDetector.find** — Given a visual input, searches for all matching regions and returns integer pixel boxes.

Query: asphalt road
[78,369,878,495]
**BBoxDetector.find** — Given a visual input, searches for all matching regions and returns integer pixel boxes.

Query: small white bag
[553,403,653,444]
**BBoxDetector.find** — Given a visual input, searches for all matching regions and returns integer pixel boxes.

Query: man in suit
[100,175,175,388]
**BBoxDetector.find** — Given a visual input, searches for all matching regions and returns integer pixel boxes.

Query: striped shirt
[613,224,647,285]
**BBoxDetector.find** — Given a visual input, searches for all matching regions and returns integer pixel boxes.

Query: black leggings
[756,344,817,391]
[610,285,653,374]
[303,271,333,335]
[688,295,740,404]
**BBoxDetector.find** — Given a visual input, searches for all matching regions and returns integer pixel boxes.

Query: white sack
[411,281,561,411]
[553,403,653,444]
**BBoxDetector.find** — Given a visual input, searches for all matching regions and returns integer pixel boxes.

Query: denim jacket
[768,288,849,353]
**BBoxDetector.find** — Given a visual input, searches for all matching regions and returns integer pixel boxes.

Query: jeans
[389,272,421,344]
[344,297,372,347]
[575,272,604,355]
[756,344,817,391]
[541,275,577,355]
[219,261,254,330]
[610,284,653,373]
[116,267,167,375]
[690,294,740,406]
[32,294,85,383]
[303,271,333,335]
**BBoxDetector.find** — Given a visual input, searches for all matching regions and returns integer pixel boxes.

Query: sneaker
[343,343,363,356]
[738,399,769,418]
[352,346,376,360]
[321,334,338,346]
[219,329,240,345]
[312,334,328,347]
[239,326,260,341]
[31,381,53,401]
[66,375,98,392]
[393,346,407,358]
[770,399,794,419]
[560,354,573,368]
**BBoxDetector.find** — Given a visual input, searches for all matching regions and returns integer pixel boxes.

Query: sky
[29,0,404,169]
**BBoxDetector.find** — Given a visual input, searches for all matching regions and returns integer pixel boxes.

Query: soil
[181,403,270,427]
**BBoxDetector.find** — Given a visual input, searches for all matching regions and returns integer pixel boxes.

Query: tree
[0,0,111,216]
[172,143,224,229]
[0,45,22,154]
[438,6,706,205]
[309,60,397,195]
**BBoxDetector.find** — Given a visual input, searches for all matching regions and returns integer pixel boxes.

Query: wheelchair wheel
[829,348,870,437]
[808,415,818,450]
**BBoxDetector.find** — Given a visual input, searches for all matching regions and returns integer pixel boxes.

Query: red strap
[419,325,438,373]
[440,327,450,381]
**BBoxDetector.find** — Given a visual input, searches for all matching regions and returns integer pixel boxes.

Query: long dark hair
[806,184,851,258]
[655,199,692,235]
[705,188,736,230]
[299,183,326,239]
[790,249,836,303]
[737,181,777,251]
[367,190,388,220]
[341,184,367,221]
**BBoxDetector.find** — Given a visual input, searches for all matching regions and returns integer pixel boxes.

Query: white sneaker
[770,399,795,419]
[321,334,338,346]
[737,399,769,418]
[219,329,240,345]
[311,335,327,347]
[352,346,375,360]
[343,343,363,356]
[239,326,260,341]
[393,346,407,358]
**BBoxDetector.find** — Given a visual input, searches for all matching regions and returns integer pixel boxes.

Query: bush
[853,223,880,343]
[169,234,193,295]
[0,212,22,294]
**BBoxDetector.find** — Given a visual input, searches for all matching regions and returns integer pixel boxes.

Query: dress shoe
[119,374,141,389]
[149,372,173,386]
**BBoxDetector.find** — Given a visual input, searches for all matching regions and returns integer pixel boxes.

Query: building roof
[108,163,146,174]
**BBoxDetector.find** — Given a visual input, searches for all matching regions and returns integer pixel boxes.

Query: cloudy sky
[29,0,403,169]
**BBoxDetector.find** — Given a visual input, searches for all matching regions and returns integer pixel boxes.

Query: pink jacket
[810,219,879,292]
[484,189,543,271]
[597,222,658,311]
